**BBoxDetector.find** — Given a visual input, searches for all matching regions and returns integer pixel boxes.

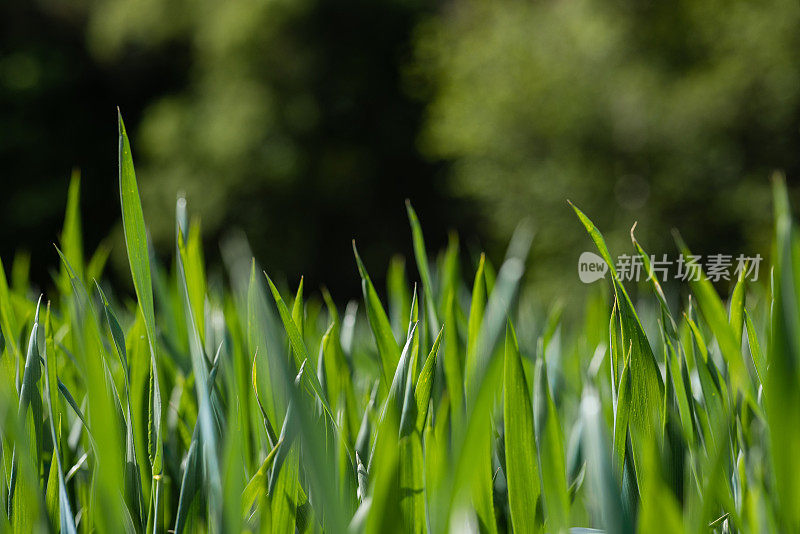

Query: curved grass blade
[241,438,282,517]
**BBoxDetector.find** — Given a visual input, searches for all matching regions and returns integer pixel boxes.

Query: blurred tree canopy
[413,0,800,294]
[2,0,799,298]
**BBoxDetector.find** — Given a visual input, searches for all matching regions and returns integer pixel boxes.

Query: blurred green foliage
[1,0,473,296]
[80,0,477,295]
[413,0,800,293]
[2,0,799,298]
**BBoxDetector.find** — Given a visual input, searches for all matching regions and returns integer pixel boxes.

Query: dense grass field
[0,116,797,533]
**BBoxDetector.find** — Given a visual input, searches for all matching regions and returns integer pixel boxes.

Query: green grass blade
[674,231,753,403]
[581,390,634,534]
[59,169,84,294]
[504,320,541,533]
[414,325,443,433]
[118,112,157,355]
[744,310,766,385]
[450,224,532,533]
[9,298,44,533]
[42,310,78,534]
[353,241,400,387]
[387,256,412,340]
[442,290,464,423]
[95,284,127,372]
[406,200,440,335]
[398,292,424,533]
[248,261,278,433]
[270,409,299,534]
[173,352,223,533]
[571,202,664,476]
[766,174,800,529]
[369,322,418,469]
[0,256,20,373]
[365,407,402,534]
[534,356,569,531]
[241,438,282,517]
[118,112,164,531]
[177,229,222,529]
[612,343,632,477]
[264,273,334,422]
[730,268,746,347]
[465,253,486,393]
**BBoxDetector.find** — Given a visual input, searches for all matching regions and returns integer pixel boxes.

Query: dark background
[2,0,798,301]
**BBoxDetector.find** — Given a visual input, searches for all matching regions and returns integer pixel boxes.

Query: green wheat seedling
[0,115,795,533]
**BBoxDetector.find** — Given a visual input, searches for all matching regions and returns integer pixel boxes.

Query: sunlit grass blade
[118,111,164,532]
[571,202,664,487]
